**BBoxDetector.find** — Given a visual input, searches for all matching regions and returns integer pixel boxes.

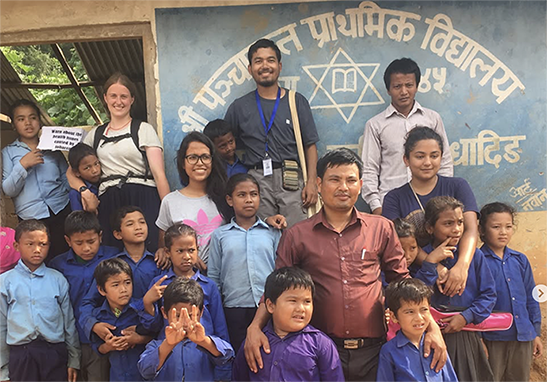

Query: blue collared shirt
[423,245,496,325]
[68,180,99,211]
[2,139,69,219]
[91,298,148,381]
[208,218,280,307]
[79,248,162,340]
[141,268,232,381]
[412,261,440,286]
[49,245,119,344]
[0,260,81,380]
[481,244,541,341]
[138,335,233,381]
[377,330,459,381]
[232,321,344,381]
[225,155,248,178]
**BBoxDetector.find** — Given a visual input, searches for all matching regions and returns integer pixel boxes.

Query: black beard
[256,78,277,87]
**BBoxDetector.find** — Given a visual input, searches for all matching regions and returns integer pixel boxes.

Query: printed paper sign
[37,126,84,151]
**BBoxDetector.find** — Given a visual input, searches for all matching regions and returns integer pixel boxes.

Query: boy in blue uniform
[50,210,119,381]
[0,220,80,381]
[67,143,101,213]
[378,278,458,381]
[91,258,153,381]
[138,277,234,381]
[80,206,164,344]
[203,119,247,178]
[232,267,344,381]
[479,202,543,381]
[208,173,281,353]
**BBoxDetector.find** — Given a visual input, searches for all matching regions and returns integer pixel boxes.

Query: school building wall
[1,1,546,378]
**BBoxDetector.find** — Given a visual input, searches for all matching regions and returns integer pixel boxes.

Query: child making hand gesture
[138,278,234,381]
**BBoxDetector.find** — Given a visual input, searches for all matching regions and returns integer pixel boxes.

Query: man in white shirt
[361,58,453,214]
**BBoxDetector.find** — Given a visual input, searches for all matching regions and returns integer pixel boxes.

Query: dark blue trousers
[224,306,257,354]
[9,339,68,381]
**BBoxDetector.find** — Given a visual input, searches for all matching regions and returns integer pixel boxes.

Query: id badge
[263,157,273,176]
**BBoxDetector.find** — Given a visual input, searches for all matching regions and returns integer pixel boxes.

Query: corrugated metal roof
[1,38,146,127]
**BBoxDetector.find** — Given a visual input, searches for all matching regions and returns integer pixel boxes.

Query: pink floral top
[1,227,20,273]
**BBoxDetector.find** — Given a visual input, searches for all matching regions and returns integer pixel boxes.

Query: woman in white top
[72,72,169,252]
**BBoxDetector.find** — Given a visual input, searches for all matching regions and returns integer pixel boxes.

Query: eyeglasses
[185,154,213,165]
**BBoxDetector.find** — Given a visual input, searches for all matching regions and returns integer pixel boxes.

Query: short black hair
[68,142,98,170]
[9,99,41,122]
[110,205,145,232]
[393,218,416,239]
[424,196,464,229]
[94,258,133,289]
[317,148,363,179]
[203,119,234,142]
[14,219,49,242]
[264,267,315,304]
[248,38,281,64]
[64,210,102,237]
[163,277,204,312]
[164,223,198,250]
[384,58,421,89]
[226,173,260,196]
[386,278,432,317]
[404,127,444,158]
[479,202,517,241]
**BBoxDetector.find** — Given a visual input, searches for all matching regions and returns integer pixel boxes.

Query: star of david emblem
[303,48,385,123]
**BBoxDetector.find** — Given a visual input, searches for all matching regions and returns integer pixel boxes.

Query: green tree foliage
[1,44,107,127]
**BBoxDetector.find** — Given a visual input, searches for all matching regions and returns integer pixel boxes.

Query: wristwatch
[79,186,89,193]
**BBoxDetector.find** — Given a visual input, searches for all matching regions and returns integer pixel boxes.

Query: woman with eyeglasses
[72,72,170,253]
[155,131,231,273]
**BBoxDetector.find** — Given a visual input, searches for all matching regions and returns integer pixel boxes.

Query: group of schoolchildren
[1,79,543,382]
[1,97,312,381]
[381,196,542,382]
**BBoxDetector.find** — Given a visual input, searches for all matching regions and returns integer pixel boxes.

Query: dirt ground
[530,304,546,381]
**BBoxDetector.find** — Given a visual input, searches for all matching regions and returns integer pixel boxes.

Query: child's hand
[427,238,455,264]
[265,214,287,230]
[121,327,152,347]
[67,367,78,382]
[481,338,489,359]
[533,336,543,358]
[182,305,206,344]
[92,322,116,341]
[384,308,391,325]
[19,149,44,169]
[155,248,172,270]
[100,333,129,353]
[165,307,188,346]
[440,314,467,333]
[436,265,449,294]
[143,275,168,314]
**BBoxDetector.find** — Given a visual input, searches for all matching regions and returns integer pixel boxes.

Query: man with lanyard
[243,148,448,381]
[225,38,319,227]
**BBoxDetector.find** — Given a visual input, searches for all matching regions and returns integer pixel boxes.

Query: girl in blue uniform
[423,196,496,381]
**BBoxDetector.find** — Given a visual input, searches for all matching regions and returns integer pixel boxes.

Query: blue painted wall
[155,1,546,212]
